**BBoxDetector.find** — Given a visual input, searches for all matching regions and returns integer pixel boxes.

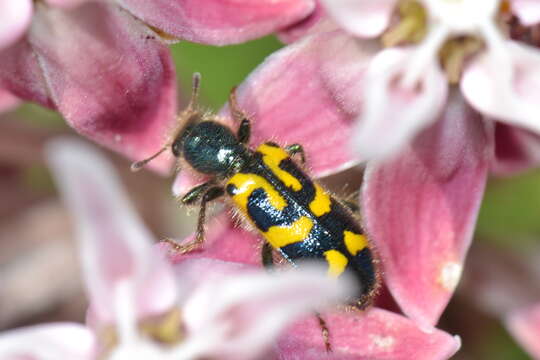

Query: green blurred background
[5,36,540,359]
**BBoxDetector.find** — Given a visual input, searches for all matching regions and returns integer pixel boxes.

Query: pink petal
[352,47,448,162]
[319,0,397,38]
[46,138,178,326]
[0,323,94,359]
[461,41,540,138]
[27,2,177,173]
[277,1,339,43]
[180,263,354,360]
[361,93,491,327]
[0,0,32,50]
[277,308,460,359]
[505,303,540,359]
[0,88,20,112]
[118,0,315,45]
[491,122,540,176]
[163,212,262,266]
[0,39,53,108]
[222,31,371,177]
[511,0,540,26]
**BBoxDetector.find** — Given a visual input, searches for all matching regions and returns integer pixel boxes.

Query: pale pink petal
[220,31,372,177]
[352,47,448,162]
[0,88,20,112]
[278,1,339,43]
[46,138,178,326]
[362,93,491,327]
[462,41,540,138]
[505,303,540,359]
[319,0,397,38]
[171,257,259,299]
[0,0,32,50]
[118,0,315,45]
[28,2,177,173]
[491,122,540,176]
[278,308,460,359]
[163,212,262,266]
[0,323,94,359]
[179,264,354,360]
[511,0,540,26]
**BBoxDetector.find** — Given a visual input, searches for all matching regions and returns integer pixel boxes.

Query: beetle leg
[261,242,275,270]
[180,181,215,205]
[285,143,306,164]
[229,86,252,144]
[316,312,332,352]
[167,186,224,254]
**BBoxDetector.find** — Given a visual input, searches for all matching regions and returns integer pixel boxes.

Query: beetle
[132,73,380,349]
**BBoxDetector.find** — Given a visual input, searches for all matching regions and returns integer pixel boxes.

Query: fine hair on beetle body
[132,73,381,352]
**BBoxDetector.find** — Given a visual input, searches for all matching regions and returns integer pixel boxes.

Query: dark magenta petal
[2,3,178,172]
[491,122,540,176]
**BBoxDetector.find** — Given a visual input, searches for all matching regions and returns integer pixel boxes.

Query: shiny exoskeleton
[132,74,379,349]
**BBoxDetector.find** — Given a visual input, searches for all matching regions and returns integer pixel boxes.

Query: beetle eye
[172,139,182,157]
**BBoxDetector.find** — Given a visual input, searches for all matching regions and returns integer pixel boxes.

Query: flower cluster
[1,0,540,358]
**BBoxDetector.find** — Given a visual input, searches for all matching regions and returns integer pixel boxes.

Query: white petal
[45,138,178,325]
[462,41,540,135]
[319,0,397,38]
[0,0,32,50]
[511,0,540,26]
[352,47,448,162]
[0,323,94,360]
[422,0,500,33]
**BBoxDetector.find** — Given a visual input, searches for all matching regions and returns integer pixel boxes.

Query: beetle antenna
[187,72,201,111]
[130,146,168,172]
[131,73,201,172]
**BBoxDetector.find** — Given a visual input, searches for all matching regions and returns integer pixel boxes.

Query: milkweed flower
[0,138,356,360]
[170,0,540,331]
[319,0,540,162]
[0,0,315,172]
[171,62,489,334]
[163,77,460,359]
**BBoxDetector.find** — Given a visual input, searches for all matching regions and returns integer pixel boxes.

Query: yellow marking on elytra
[257,144,302,191]
[227,173,287,212]
[324,250,349,278]
[264,216,314,248]
[309,184,332,216]
[344,231,368,256]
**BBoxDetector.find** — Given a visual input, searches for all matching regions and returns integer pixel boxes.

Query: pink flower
[171,44,489,332]
[169,0,540,330]
[0,0,314,173]
[159,74,459,358]
[0,138,355,360]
